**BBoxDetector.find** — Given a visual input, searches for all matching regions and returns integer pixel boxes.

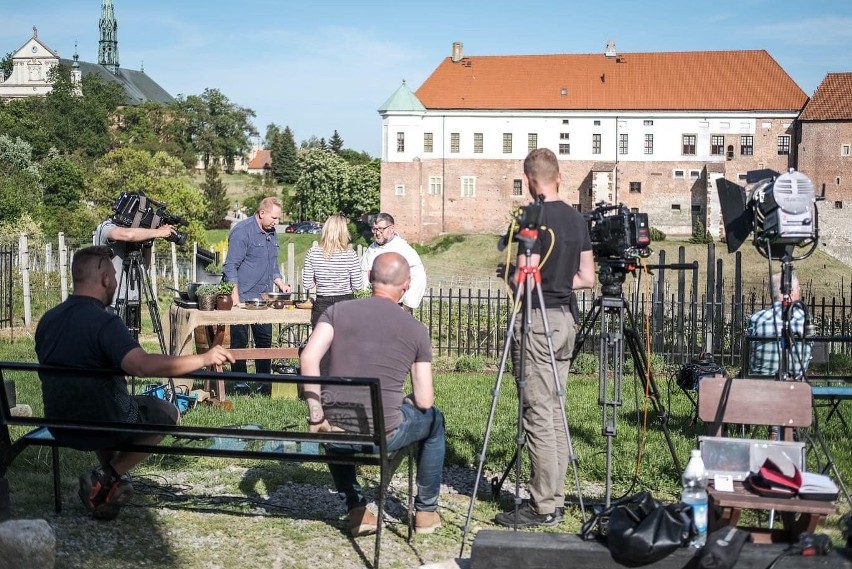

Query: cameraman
[94,214,177,310]
[495,148,595,528]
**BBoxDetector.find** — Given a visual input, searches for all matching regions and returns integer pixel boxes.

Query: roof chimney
[451,42,463,63]
[605,40,617,58]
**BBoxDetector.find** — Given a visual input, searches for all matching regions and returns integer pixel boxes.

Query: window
[711,135,725,155]
[643,119,654,126]
[424,132,433,153]
[777,135,791,156]
[594,120,601,126]
[395,184,405,196]
[560,132,570,140]
[689,170,701,179]
[428,176,443,196]
[592,134,601,154]
[396,132,404,152]
[691,205,701,213]
[528,133,538,152]
[503,133,512,154]
[461,176,476,197]
[835,201,843,209]
[559,143,570,155]
[726,145,735,160]
[450,132,460,153]
[737,173,747,181]
[682,134,696,155]
[474,133,483,153]
[674,169,685,179]
[562,119,570,124]
[619,134,628,155]
[841,144,850,157]
[740,135,753,156]
[837,177,842,185]
[512,179,523,196]
[671,204,681,211]
[644,134,654,155]
[629,182,641,193]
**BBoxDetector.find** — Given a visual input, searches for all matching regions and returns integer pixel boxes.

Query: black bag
[676,355,726,391]
[581,491,693,567]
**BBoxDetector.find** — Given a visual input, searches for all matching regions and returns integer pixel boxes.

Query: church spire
[98,0,119,74]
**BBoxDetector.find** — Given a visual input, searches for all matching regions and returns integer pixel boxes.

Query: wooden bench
[0,362,412,569]
[697,376,838,544]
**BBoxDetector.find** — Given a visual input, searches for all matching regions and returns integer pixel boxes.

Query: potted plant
[216,282,235,311]
[205,262,224,276]
[195,284,219,311]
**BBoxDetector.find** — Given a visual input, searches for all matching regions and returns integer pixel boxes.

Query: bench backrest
[698,376,812,437]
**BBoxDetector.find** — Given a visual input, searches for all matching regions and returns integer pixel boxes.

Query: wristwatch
[307,415,325,426]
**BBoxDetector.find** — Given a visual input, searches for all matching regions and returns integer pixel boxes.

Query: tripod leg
[460,285,525,557]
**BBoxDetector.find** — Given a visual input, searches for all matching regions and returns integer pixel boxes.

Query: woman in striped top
[302,214,364,329]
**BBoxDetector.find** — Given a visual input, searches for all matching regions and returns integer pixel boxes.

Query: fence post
[192,242,198,282]
[287,242,295,288]
[19,233,31,327]
[44,242,51,288]
[150,244,158,299]
[58,233,68,301]
[171,243,179,289]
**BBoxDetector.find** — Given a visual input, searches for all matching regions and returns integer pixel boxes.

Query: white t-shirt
[360,235,427,309]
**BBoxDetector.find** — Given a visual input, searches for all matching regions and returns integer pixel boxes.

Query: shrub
[572,353,599,374]
[649,227,667,241]
[455,355,485,372]
[687,220,713,244]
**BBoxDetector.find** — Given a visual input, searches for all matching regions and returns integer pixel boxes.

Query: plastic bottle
[681,448,708,548]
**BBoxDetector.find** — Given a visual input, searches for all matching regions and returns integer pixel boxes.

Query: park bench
[0,361,413,569]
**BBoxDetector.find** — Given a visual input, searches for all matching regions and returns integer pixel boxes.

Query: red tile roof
[799,73,852,121]
[248,149,271,170]
[416,50,807,112]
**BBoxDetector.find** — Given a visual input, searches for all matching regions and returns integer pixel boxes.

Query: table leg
[201,325,228,403]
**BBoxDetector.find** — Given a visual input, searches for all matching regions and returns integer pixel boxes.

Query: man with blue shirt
[223,197,291,380]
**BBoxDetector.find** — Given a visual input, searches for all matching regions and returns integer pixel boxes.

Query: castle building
[378,42,808,242]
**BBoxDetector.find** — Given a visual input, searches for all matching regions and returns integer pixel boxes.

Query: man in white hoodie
[360,212,427,311]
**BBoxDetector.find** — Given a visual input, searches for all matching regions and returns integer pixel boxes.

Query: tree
[300,135,325,150]
[329,130,344,154]
[0,135,42,224]
[201,163,229,227]
[1,52,12,80]
[293,148,380,221]
[41,155,94,239]
[343,163,380,219]
[270,125,299,184]
[337,148,374,166]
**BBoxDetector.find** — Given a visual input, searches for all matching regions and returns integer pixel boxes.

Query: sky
[2,0,851,157]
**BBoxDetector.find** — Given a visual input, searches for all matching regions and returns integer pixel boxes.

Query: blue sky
[3,1,850,157]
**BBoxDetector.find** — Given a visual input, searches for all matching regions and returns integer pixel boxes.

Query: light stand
[114,244,166,354]
[459,227,584,557]
[571,259,682,508]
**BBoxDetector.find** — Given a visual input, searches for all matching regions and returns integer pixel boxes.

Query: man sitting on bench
[746,271,812,379]
[301,252,445,537]
[35,245,234,521]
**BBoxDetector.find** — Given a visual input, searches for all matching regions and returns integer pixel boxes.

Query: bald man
[35,245,234,521]
[301,252,445,537]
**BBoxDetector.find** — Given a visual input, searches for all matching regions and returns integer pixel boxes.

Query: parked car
[284,223,299,233]
[295,221,322,234]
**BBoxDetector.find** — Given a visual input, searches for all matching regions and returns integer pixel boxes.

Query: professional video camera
[584,202,652,262]
[715,168,818,261]
[111,191,188,246]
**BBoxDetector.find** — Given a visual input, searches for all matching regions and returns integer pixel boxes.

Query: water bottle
[681,448,708,548]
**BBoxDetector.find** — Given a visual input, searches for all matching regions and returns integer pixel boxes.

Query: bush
[687,220,713,244]
[455,355,485,372]
[649,227,667,241]
[572,353,599,374]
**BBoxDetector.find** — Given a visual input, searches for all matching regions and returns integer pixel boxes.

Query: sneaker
[78,467,134,521]
[414,510,442,534]
[494,503,560,528]
[553,506,565,523]
[348,505,378,537]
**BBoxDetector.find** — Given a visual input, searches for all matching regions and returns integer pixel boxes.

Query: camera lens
[167,231,188,247]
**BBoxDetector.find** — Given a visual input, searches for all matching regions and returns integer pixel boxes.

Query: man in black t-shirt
[495,148,596,528]
[36,246,234,521]
[301,252,445,537]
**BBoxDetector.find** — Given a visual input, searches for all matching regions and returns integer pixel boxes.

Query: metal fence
[0,247,12,329]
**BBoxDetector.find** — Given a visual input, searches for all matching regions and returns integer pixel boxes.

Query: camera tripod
[460,230,584,557]
[114,244,166,354]
[571,260,681,508]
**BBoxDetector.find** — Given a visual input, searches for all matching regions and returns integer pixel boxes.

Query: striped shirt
[302,247,364,296]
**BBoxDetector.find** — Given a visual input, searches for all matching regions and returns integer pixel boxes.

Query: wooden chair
[697,376,837,543]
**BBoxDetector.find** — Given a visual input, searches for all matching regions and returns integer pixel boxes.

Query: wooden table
[708,482,837,544]
[166,304,312,401]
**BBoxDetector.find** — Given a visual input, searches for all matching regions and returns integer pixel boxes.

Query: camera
[497,199,543,251]
[111,191,188,246]
[716,168,818,260]
[584,202,652,262]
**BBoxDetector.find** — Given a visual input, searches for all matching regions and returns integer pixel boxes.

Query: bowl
[186,282,205,302]
[262,292,292,302]
[243,299,267,310]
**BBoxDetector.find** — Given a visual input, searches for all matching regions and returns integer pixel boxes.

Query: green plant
[454,355,485,372]
[205,262,224,274]
[649,227,667,241]
[196,284,219,297]
[217,282,235,295]
[687,220,713,244]
[572,353,599,374]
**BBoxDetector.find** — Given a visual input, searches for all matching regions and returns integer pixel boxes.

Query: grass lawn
[2,336,850,567]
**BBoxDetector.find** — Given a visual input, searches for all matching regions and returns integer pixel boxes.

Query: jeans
[229,323,273,374]
[327,403,445,512]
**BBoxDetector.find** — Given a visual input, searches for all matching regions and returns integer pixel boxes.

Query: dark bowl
[186,282,205,302]
[262,292,292,302]
[176,290,190,302]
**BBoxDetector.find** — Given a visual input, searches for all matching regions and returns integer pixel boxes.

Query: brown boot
[414,510,442,534]
[348,505,378,537]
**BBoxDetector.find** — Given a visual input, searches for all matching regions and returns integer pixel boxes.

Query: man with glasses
[35,246,234,521]
[360,213,427,311]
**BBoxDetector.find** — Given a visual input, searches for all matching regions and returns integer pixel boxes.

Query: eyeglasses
[372,225,393,234]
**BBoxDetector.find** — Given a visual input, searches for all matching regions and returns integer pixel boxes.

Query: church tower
[98,0,119,74]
